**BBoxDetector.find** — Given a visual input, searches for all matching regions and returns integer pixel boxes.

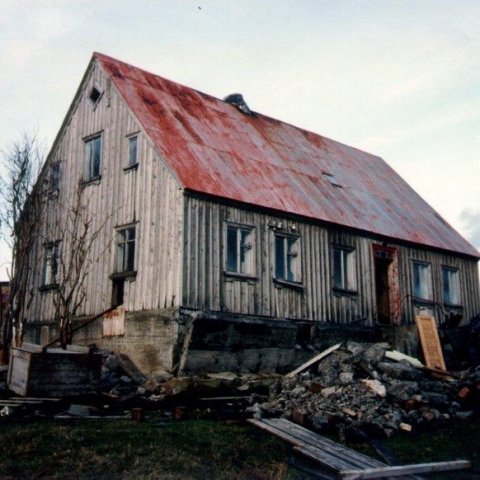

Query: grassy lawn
[0,418,297,479]
[0,417,478,479]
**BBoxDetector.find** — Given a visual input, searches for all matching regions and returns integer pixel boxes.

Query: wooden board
[415,315,446,371]
[249,418,470,479]
[285,344,341,378]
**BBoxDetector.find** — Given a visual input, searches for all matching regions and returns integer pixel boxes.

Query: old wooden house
[22,53,480,374]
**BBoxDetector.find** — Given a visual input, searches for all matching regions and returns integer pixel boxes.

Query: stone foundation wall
[23,309,425,376]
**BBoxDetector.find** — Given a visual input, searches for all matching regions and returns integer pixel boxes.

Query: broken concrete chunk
[339,372,354,385]
[377,361,423,381]
[321,386,337,398]
[361,379,386,397]
[385,350,423,368]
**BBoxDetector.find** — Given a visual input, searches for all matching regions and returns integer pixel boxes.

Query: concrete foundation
[24,308,424,376]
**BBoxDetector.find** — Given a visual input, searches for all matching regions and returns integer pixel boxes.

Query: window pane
[275,235,285,279]
[129,136,138,165]
[226,226,237,272]
[126,240,135,271]
[413,263,430,300]
[239,229,250,273]
[443,268,459,305]
[93,137,101,176]
[286,237,296,282]
[51,164,60,192]
[333,248,343,288]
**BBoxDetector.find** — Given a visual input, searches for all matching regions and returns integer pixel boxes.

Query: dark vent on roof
[224,93,252,115]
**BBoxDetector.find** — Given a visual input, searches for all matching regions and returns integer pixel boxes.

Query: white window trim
[442,266,461,306]
[83,132,103,183]
[114,224,137,275]
[332,245,357,293]
[412,261,433,302]
[224,222,256,278]
[274,233,302,285]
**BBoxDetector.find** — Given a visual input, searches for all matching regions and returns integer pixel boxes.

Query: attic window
[89,86,103,106]
[322,172,342,188]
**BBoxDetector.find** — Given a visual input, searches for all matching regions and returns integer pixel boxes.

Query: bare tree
[49,188,112,348]
[0,134,44,352]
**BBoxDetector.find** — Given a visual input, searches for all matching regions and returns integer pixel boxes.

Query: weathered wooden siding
[26,59,183,323]
[182,196,480,325]
[397,246,480,324]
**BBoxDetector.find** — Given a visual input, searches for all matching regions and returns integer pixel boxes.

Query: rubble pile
[252,342,480,437]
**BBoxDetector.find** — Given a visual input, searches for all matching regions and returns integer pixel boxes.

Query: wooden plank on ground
[248,419,359,472]
[285,343,341,378]
[270,418,386,468]
[415,315,446,371]
[339,460,471,479]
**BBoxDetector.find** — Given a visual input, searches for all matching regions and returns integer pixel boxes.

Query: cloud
[460,209,480,250]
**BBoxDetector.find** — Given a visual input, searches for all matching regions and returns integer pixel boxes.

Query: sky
[0,0,479,280]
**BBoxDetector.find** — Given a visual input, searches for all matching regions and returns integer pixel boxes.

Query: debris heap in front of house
[247,342,480,438]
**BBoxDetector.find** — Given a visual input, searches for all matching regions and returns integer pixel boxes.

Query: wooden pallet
[249,418,471,479]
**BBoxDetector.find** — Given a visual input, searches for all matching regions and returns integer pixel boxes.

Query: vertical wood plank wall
[26,60,183,323]
[182,196,480,325]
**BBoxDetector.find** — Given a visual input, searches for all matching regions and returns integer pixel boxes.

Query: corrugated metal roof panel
[95,53,479,258]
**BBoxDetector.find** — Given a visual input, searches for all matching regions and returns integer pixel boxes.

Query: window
[42,243,59,288]
[84,135,102,181]
[275,234,301,283]
[128,136,138,166]
[89,86,102,106]
[116,226,136,273]
[442,267,460,306]
[50,163,60,195]
[333,246,356,291]
[412,261,432,301]
[226,225,254,275]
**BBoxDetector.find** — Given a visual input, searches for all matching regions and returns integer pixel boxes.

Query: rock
[339,372,354,385]
[422,392,449,407]
[387,381,419,401]
[321,386,337,398]
[361,379,386,397]
[377,361,422,381]
[67,404,92,417]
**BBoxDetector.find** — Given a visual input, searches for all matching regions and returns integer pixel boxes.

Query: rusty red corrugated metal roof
[95,52,479,258]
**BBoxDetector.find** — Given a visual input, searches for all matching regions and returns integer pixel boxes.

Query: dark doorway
[373,246,398,325]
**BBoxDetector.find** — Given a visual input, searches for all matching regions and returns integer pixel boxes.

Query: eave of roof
[94,52,479,259]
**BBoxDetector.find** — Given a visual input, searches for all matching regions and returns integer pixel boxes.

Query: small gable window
[275,234,301,284]
[333,246,356,292]
[84,134,102,182]
[89,85,103,107]
[442,267,460,306]
[226,224,255,276]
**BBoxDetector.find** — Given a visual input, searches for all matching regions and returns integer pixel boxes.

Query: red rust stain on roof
[94,52,479,258]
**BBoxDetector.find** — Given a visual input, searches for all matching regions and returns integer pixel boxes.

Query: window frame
[124,133,140,172]
[224,222,256,279]
[332,245,357,294]
[113,225,137,276]
[274,232,302,287]
[40,241,60,291]
[49,163,60,197]
[82,133,102,184]
[412,260,433,303]
[442,266,461,307]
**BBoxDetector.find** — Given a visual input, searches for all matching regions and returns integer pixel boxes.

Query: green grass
[0,418,296,479]
[0,417,478,479]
